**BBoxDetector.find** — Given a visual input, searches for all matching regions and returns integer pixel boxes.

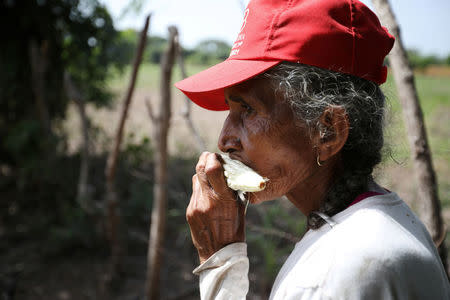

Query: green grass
[381,72,450,206]
[108,62,212,91]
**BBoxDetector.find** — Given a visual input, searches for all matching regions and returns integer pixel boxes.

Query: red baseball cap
[175,0,395,111]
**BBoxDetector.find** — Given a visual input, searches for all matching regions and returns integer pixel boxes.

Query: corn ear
[219,153,268,193]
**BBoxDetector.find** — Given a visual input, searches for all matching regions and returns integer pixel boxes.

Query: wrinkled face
[218,77,318,204]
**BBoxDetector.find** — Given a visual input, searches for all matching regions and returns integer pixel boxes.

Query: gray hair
[261,62,386,229]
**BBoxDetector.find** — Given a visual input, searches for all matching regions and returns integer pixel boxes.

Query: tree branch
[247,221,300,243]
[145,97,156,123]
[175,32,206,152]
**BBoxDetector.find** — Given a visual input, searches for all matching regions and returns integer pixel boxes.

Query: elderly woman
[175,0,450,299]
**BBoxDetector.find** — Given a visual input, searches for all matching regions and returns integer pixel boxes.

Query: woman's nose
[218,116,242,153]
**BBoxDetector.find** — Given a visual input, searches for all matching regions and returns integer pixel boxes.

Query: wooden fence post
[145,26,178,300]
[104,14,151,283]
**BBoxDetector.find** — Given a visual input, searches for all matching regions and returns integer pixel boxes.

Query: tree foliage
[186,39,231,65]
[407,49,445,70]
[113,32,233,66]
[113,31,170,64]
[0,0,124,168]
[146,35,169,64]
[0,0,128,241]
[115,29,140,65]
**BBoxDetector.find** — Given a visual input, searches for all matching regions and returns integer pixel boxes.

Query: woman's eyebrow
[227,94,247,104]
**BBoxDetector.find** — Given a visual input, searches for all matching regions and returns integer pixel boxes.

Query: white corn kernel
[220,153,268,193]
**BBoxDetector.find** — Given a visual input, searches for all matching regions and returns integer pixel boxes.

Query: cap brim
[175,59,280,111]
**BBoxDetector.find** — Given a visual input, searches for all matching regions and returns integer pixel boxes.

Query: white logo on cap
[240,8,250,33]
[230,8,249,57]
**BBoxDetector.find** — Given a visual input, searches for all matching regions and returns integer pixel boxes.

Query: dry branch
[103,13,151,282]
[64,72,94,214]
[145,97,156,123]
[29,39,50,134]
[247,222,300,244]
[145,26,178,300]
[175,34,207,152]
[372,0,448,276]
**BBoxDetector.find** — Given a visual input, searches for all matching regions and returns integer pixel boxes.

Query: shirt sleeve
[193,242,249,300]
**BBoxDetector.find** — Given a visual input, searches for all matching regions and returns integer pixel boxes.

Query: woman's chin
[248,191,277,205]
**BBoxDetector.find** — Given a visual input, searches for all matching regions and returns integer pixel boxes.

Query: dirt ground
[3,234,200,300]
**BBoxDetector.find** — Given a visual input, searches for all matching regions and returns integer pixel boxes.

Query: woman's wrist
[197,239,245,264]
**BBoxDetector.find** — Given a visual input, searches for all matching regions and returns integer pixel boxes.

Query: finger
[196,152,211,187]
[191,174,202,209]
[195,151,210,174]
[192,174,215,213]
[204,153,231,197]
[187,177,207,225]
[186,198,193,223]
[192,173,199,190]
[186,175,197,222]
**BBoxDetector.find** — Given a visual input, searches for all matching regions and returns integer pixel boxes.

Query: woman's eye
[241,103,254,115]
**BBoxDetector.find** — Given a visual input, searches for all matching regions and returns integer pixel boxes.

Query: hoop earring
[317,154,323,167]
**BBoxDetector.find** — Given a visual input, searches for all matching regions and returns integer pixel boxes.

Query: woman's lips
[228,153,254,171]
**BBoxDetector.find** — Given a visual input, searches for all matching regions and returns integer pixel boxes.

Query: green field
[108,63,210,91]
[381,73,450,207]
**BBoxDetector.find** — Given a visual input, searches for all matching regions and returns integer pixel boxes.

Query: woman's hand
[187,152,246,264]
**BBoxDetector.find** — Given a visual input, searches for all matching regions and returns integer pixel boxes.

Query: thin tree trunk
[29,39,51,134]
[145,26,178,300]
[104,14,151,282]
[372,0,448,276]
[175,35,206,152]
[64,72,94,214]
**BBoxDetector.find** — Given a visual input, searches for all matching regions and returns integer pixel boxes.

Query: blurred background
[0,0,449,299]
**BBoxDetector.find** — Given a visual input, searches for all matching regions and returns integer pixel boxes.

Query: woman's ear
[315,105,349,162]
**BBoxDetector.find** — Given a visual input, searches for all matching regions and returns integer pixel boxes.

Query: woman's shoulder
[317,193,450,298]
[326,192,442,268]
[276,193,449,299]
[331,192,436,255]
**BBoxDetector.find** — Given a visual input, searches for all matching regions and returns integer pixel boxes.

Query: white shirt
[193,191,450,299]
